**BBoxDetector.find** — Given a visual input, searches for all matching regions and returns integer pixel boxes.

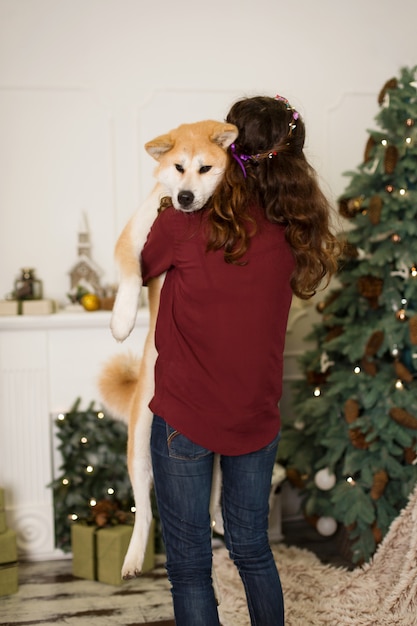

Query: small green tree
[50,398,134,552]
[278,66,417,564]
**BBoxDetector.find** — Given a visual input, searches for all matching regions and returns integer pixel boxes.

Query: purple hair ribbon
[230,143,251,178]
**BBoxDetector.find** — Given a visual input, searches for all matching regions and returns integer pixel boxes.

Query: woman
[141,95,340,625]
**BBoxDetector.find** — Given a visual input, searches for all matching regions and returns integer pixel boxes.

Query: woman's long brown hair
[206,96,341,299]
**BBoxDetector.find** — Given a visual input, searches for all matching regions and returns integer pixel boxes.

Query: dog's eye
[199,166,212,174]
[175,164,184,173]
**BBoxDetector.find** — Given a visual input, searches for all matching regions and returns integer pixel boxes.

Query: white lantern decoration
[316,516,338,536]
[314,467,336,491]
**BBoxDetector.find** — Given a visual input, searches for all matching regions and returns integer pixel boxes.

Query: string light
[381,139,388,146]
[70,514,78,521]
[346,476,356,486]
[353,366,361,374]
[107,488,115,495]
[131,506,136,513]
[405,137,412,144]
[90,498,97,507]
[57,413,66,421]
[86,465,94,473]
[392,345,399,357]
[411,266,417,277]
[395,379,404,390]
[80,436,88,444]
[62,478,69,486]
[399,188,407,196]
[313,387,321,397]
[97,411,105,419]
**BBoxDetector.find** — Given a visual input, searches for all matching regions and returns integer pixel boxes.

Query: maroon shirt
[141,205,295,455]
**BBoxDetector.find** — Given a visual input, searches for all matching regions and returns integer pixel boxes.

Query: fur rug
[213,484,417,626]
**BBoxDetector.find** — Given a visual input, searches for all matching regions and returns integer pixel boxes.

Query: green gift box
[0,528,18,596]
[71,521,155,585]
[0,513,6,534]
[0,529,18,565]
[0,488,6,534]
[0,563,18,596]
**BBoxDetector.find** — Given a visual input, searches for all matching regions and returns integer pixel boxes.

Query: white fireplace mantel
[0,309,149,560]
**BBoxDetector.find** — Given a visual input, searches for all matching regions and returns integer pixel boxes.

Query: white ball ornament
[314,467,336,491]
[316,516,338,536]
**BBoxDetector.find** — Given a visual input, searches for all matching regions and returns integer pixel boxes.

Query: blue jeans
[150,414,284,626]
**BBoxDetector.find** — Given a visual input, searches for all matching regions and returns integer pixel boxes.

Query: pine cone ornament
[360,357,378,377]
[306,370,329,386]
[378,77,398,105]
[324,325,344,342]
[286,467,308,489]
[370,469,389,500]
[365,330,384,356]
[409,315,417,345]
[394,360,413,383]
[349,428,371,450]
[372,522,383,544]
[368,195,383,225]
[364,136,376,163]
[342,242,359,259]
[338,197,363,219]
[344,398,360,424]
[357,276,384,308]
[389,407,417,430]
[384,145,399,174]
[404,441,417,464]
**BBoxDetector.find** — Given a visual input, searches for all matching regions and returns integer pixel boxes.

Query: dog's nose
[178,191,194,207]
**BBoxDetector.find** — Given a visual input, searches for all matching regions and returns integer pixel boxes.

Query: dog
[99,119,238,579]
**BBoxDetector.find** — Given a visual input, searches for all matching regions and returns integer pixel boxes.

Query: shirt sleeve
[141,207,176,285]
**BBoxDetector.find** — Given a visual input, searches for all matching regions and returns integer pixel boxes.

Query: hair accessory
[230,96,300,177]
[230,143,251,178]
[275,94,299,134]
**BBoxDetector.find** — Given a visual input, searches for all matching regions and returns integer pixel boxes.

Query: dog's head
[145,120,238,212]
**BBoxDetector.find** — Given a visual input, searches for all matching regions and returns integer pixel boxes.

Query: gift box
[0,300,19,316]
[71,521,155,585]
[0,563,18,596]
[0,529,18,596]
[21,299,56,315]
[0,488,6,533]
[0,528,18,565]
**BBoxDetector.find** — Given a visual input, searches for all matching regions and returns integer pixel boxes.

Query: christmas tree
[278,66,417,564]
[50,398,135,552]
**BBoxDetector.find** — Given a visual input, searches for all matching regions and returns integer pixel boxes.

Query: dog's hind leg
[122,407,154,578]
[121,277,162,578]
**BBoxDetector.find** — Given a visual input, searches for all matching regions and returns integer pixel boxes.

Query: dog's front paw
[110,279,141,342]
[121,548,144,579]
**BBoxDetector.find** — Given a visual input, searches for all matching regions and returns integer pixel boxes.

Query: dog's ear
[145,134,174,160]
[211,123,238,149]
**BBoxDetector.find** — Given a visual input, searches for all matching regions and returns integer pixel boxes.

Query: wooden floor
[0,522,353,625]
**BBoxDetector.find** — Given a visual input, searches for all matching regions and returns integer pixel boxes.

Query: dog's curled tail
[98,353,141,423]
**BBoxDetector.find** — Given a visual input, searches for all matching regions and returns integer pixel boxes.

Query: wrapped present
[0,488,6,533]
[0,301,19,316]
[71,521,155,585]
[0,563,18,596]
[21,299,56,315]
[0,528,17,564]
[0,528,18,596]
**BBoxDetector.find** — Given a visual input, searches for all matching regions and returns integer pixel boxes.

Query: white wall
[1,0,416,304]
[0,0,416,538]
